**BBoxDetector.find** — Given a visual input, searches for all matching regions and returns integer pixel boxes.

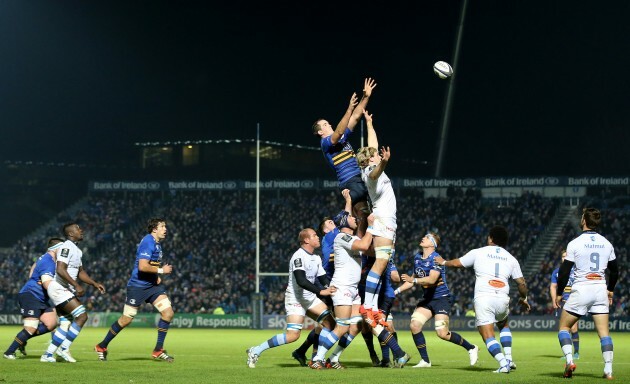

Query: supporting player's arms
[78,267,106,294]
[294,270,335,296]
[556,259,574,294]
[317,275,331,288]
[607,258,619,293]
[56,261,84,297]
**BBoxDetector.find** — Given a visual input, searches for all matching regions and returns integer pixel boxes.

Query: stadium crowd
[0,189,627,319]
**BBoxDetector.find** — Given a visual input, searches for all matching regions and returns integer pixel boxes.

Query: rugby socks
[600,336,613,373]
[364,271,381,310]
[448,331,475,351]
[251,333,287,355]
[311,330,320,360]
[59,322,82,350]
[44,328,67,356]
[412,331,430,363]
[572,331,580,354]
[313,327,338,361]
[377,329,404,359]
[329,333,354,362]
[295,329,316,356]
[485,337,508,368]
[154,319,171,351]
[558,330,574,364]
[99,320,124,348]
[35,323,50,335]
[5,329,32,355]
[499,327,513,362]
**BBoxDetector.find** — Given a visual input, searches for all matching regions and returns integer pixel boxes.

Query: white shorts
[284,292,324,317]
[563,283,609,316]
[367,216,397,242]
[331,285,361,307]
[474,295,510,327]
[47,281,75,306]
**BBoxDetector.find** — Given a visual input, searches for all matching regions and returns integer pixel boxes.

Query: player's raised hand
[347,92,358,111]
[363,78,377,98]
[380,146,391,162]
[162,264,173,274]
[362,110,373,123]
[341,189,351,202]
[367,213,376,227]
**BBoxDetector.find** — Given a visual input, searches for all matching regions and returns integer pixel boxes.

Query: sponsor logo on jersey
[586,273,603,280]
[488,279,506,288]
[294,258,303,268]
[342,234,353,242]
[60,248,70,258]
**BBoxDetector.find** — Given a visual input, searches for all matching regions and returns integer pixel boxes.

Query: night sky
[2,1,629,177]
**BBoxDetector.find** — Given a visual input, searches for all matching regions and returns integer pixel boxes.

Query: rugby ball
[433,61,453,79]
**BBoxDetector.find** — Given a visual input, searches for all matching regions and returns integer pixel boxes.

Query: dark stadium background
[1,1,629,244]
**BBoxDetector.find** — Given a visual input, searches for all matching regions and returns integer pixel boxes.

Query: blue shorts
[340,175,368,204]
[417,296,452,316]
[18,292,54,318]
[126,285,167,307]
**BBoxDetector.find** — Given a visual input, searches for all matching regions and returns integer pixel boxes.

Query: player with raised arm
[246,228,337,368]
[3,238,65,360]
[549,250,579,359]
[355,111,396,326]
[313,78,377,237]
[555,208,618,379]
[396,232,478,368]
[95,218,176,362]
[435,226,530,374]
[42,223,106,363]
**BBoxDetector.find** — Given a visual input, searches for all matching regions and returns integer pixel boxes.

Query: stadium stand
[0,188,626,318]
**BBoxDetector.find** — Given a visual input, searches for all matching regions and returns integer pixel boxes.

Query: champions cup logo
[148,182,161,190]
[544,177,559,185]
[224,181,237,189]
[300,180,314,188]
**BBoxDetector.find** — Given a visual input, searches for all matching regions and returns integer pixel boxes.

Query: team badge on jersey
[294,258,303,268]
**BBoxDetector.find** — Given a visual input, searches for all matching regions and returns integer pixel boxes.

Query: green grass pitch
[0,327,627,383]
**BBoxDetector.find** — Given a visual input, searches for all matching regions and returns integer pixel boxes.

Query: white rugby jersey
[565,231,615,286]
[55,240,83,289]
[459,245,523,299]
[361,165,397,220]
[330,232,362,287]
[285,247,326,300]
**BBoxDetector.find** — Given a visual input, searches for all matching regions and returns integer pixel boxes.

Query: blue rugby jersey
[413,251,450,299]
[320,128,361,185]
[321,228,340,279]
[19,253,56,302]
[551,266,576,300]
[128,234,163,288]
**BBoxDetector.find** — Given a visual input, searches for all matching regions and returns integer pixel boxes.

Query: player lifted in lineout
[355,111,396,327]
